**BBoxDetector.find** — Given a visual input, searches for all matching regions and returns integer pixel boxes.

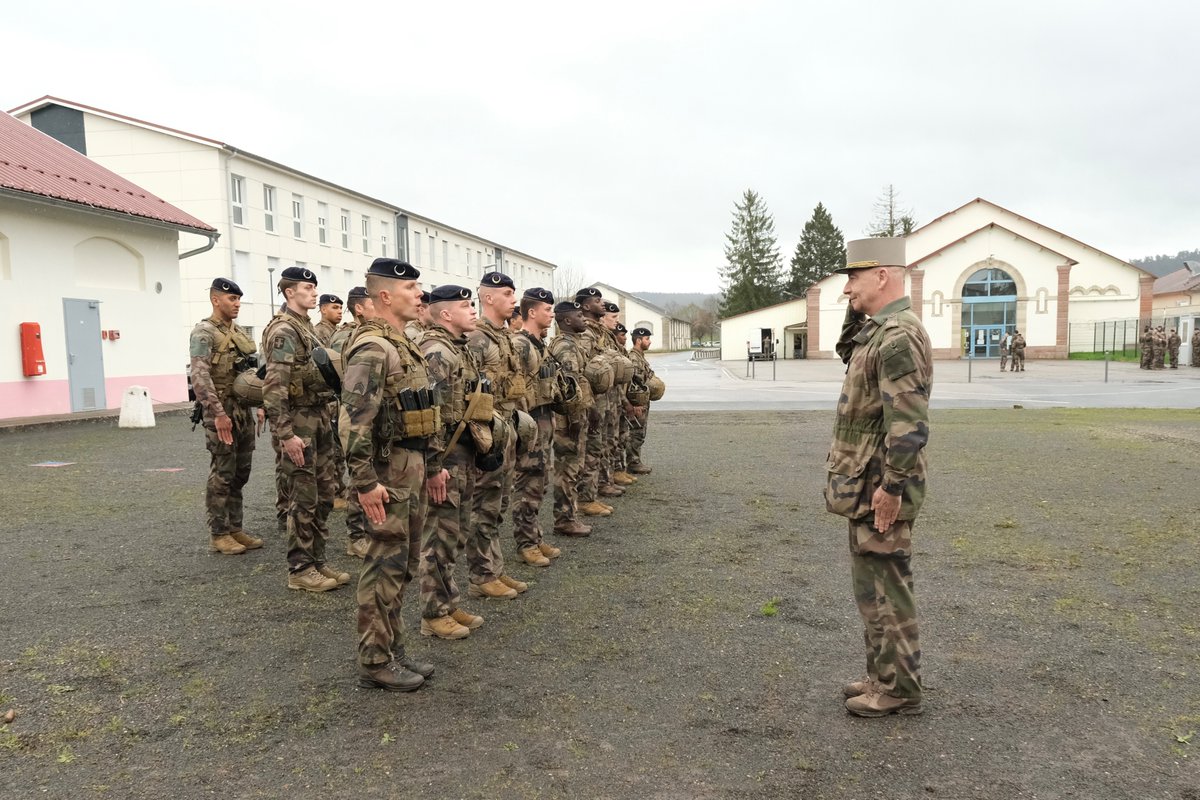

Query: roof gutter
[179,229,220,260]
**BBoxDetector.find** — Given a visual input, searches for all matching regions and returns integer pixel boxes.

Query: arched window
[960,267,1018,358]
[962,268,1017,298]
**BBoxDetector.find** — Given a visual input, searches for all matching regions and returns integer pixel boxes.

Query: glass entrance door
[969,325,1005,358]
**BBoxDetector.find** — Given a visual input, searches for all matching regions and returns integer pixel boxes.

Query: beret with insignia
[281,266,317,284]
[210,277,243,296]
[319,294,343,306]
[367,258,420,280]
[347,286,368,300]
[480,271,515,290]
[554,301,582,314]
[523,287,554,304]
[575,287,602,300]
[429,285,473,303]
[630,327,652,338]
[615,323,628,333]
[603,301,619,313]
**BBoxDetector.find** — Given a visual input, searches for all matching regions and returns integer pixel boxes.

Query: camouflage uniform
[418,325,482,621]
[579,318,611,503]
[548,328,591,527]
[512,329,555,552]
[189,316,258,540]
[330,321,367,542]
[404,319,429,342]
[314,319,338,347]
[263,308,339,574]
[341,319,431,668]
[1010,333,1026,371]
[998,333,1010,371]
[1167,330,1181,369]
[826,298,933,703]
[1192,330,1200,367]
[626,346,654,469]
[1139,327,1154,369]
[603,328,630,483]
[466,317,523,584]
[1152,328,1166,369]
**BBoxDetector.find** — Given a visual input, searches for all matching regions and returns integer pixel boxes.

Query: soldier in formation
[189,278,264,555]
[314,294,343,346]
[828,237,931,718]
[1140,325,1154,369]
[1167,328,1181,369]
[1192,328,1200,367]
[332,286,375,559]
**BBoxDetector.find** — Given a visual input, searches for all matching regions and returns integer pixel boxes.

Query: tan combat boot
[629,463,652,475]
[498,574,528,593]
[345,538,370,559]
[332,497,349,512]
[421,615,470,639]
[287,566,338,592]
[579,501,612,517]
[844,691,923,717]
[450,608,484,630]
[842,679,874,698]
[519,545,551,567]
[318,564,351,586]
[537,541,562,559]
[598,484,625,497]
[613,471,637,486]
[210,534,246,555]
[358,661,424,692]
[553,520,592,537]
[229,530,263,550]
[468,579,518,600]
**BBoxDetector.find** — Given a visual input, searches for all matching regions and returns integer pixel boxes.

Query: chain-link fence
[1069,315,1182,355]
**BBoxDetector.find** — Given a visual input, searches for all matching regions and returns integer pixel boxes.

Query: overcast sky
[5,1,1197,292]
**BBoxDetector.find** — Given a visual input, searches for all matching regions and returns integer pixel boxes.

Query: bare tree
[552,262,589,302]
[866,184,918,237]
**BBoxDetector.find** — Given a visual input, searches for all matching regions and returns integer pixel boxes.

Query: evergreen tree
[867,184,918,237]
[719,189,783,317]
[787,202,846,297]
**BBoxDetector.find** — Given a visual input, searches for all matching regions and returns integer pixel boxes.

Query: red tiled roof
[1152,263,1200,295]
[0,111,215,233]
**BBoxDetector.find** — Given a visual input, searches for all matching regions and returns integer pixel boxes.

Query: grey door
[63,298,105,411]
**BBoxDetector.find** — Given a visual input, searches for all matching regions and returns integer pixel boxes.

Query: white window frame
[361,217,370,255]
[263,185,276,233]
[317,202,328,245]
[381,220,388,257]
[230,175,245,226]
[292,194,304,239]
[341,210,351,250]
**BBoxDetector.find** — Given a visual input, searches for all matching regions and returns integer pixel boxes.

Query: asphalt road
[652,351,1200,410]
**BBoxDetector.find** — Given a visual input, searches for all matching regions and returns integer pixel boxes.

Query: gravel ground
[1,408,1198,799]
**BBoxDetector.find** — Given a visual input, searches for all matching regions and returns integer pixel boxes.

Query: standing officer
[1010,329,1026,372]
[189,278,263,555]
[625,327,654,475]
[263,266,348,593]
[826,238,931,718]
[314,294,344,346]
[511,287,562,566]
[341,258,436,691]
[1167,328,1181,368]
[466,272,527,600]
[331,285,374,559]
[418,286,492,638]
[548,301,594,537]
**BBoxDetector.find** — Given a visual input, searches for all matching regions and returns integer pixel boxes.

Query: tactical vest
[343,322,440,441]
[474,321,527,405]
[262,312,336,405]
[328,321,358,355]
[422,327,492,428]
[517,332,556,410]
[199,317,256,398]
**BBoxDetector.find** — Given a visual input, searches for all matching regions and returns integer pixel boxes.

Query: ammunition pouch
[504,372,528,403]
[466,391,494,422]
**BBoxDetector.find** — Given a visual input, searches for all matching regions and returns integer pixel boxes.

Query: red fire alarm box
[20,322,47,376]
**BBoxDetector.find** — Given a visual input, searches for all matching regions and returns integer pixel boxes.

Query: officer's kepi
[835,237,906,274]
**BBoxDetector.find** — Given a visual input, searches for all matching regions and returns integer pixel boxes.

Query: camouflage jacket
[340,319,431,492]
[826,297,933,521]
[467,317,524,411]
[314,319,337,347]
[262,308,333,439]
[404,320,429,342]
[189,316,256,420]
[628,346,654,383]
[328,321,358,355]
[419,324,481,462]
[1168,332,1181,350]
[548,330,590,423]
[1011,333,1026,353]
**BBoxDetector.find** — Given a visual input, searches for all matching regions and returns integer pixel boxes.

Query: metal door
[63,298,105,411]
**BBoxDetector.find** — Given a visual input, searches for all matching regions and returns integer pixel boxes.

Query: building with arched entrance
[805,198,1154,359]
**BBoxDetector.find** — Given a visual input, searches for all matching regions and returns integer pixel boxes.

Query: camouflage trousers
[1153,347,1165,368]
[512,407,553,550]
[470,429,516,584]
[615,410,632,473]
[579,394,609,502]
[552,413,587,526]
[602,388,622,478]
[346,494,368,541]
[627,404,649,467]
[1168,347,1180,367]
[1011,350,1025,371]
[419,443,475,620]
[999,352,1008,371]
[270,430,290,527]
[329,400,348,501]
[357,447,426,667]
[1192,347,1200,367]
[278,406,338,573]
[203,399,255,537]
[848,517,922,700]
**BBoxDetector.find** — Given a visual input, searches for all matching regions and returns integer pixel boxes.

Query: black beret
[429,285,472,303]
[554,301,583,314]
[281,266,317,284]
[347,286,368,300]
[319,294,343,306]
[603,301,620,313]
[367,258,420,280]
[615,323,628,333]
[480,271,515,290]
[630,327,652,338]
[575,287,602,300]
[419,291,431,304]
[210,277,243,296]
[523,287,554,304]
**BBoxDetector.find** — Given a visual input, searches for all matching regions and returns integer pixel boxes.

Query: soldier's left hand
[870,487,900,533]
[255,408,266,436]
[359,484,389,526]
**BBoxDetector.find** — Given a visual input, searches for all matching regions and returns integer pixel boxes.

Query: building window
[233,250,252,300]
[410,232,420,266]
[263,186,276,232]
[230,175,245,226]
[292,194,304,239]
[428,235,436,269]
[344,269,353,290]
[340,210,350,250]
[361,218,370,255]
[442,241,449,272]
[381,232,388,257]
[317,202,328,245]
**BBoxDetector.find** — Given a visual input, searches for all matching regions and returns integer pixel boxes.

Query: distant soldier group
[1140,325,1182,369]
[188,262,665,691]
[998,329,1025,371]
